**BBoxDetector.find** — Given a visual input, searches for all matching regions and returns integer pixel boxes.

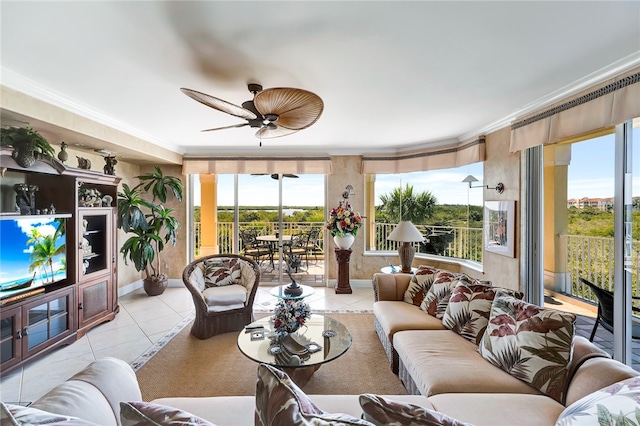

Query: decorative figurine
[103,155,117,175]
[76,156,91,170]
[102,194,113,207]
[49,204,56,214]
[58,141,69,163]
[14,183,39,215]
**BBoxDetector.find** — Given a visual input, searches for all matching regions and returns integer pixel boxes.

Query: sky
[193,126,639,208]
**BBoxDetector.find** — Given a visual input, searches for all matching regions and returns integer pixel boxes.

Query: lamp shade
[387,221,425,243]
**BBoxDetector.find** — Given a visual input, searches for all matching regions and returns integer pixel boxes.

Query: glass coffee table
[237,314,352,386]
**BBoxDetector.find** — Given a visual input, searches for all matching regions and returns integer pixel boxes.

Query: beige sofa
[371,270,640,425]
[4,346,639,425]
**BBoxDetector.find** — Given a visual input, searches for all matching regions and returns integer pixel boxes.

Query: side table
[334,248,352,294]
[380,265,417,274]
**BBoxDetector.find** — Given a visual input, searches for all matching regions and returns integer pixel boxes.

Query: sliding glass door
[191,173,325,285]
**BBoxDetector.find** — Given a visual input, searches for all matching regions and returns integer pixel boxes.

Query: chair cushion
[202,284,247,312]
[359,394,473,426]
[441,282,523,345]
[202,258,242,287]
[255,364,373,425]
[403,266,440,306]
[478,292,576,403]
[120,401,216,426]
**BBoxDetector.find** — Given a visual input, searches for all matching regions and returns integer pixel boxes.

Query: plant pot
[143,275,168,296]
[333,234,355,250]
[12,143,36,168]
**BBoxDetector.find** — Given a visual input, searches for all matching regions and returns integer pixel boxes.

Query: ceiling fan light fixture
[182,83,323,139]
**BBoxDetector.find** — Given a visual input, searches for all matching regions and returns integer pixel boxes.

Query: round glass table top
[237,314,352,369]
[269,284,315,300]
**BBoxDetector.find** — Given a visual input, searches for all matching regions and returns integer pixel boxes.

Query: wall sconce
[487,183,505,194]
[342,185,354,199]
[462,175,504,194]
[462,175,482,188]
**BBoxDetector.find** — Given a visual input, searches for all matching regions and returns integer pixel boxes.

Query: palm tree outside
[377,184,438,224]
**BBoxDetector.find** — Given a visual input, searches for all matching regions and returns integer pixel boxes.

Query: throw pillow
[420,271,473,319]
[403,266,440,306]
[255,363,374,426]
[555,376,640,426]
[0,402,101,425]
[120,401,215,426]
[202,258,242,288]
[359,394,474,426]
[441,282,524,345]
[478,292,576,403]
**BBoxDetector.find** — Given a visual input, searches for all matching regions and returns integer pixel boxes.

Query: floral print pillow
[403,266,440,306]
[556,376,640,426]
[1,402,101,425]
[442,282,524,345]
[478,292,576,403]
[420,271,473,319]
[255,363,374,426]
[120,401,215,426]
[202,258,242,287]
[359,394,474,426]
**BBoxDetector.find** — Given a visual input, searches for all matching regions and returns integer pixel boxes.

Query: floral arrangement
[326,200,363,237]
[272,299,311,334]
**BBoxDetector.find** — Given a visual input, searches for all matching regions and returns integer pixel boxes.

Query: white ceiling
[1,1,639,160]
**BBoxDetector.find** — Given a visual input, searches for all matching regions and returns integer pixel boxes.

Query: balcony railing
[194,223,636,307]
[195,221,482,262]
[563,234,640,306]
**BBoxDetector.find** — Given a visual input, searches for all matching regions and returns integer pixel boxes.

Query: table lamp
[387,221,425,273]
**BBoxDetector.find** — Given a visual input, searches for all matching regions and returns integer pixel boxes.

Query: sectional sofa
[372,266,640,425]
[3,267,640,425]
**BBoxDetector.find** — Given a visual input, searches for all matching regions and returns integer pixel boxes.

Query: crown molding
[458,51,640,142]
[0,67,181,152]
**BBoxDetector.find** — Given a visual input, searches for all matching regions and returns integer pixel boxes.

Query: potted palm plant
[117,166,183,296]
[0,125,56,168]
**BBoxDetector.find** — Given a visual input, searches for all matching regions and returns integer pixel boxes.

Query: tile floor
[0,284,375,404]
[1,283,637,405]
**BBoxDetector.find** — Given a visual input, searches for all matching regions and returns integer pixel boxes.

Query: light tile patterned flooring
[0,283,637,405]
[0,284,374,404]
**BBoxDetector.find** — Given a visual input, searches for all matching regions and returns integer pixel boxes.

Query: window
[367,162,484,262]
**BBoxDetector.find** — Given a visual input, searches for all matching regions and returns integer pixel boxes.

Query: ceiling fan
[251,173,299,180]
[180,83,324,141]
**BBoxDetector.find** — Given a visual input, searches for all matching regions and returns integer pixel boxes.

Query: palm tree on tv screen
[28,220,66,283]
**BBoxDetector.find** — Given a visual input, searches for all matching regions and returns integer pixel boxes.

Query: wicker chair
[182,254,260,339]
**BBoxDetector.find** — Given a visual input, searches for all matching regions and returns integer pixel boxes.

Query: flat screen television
[0,215,70,298]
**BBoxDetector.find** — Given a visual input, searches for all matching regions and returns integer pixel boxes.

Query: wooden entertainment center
[0,148,120,373]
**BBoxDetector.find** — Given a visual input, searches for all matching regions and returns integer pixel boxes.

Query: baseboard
[119,278,370,297]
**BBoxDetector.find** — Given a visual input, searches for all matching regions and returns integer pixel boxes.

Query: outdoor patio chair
[304,227,324,264]
[283,234,308,271]
[240,229,273,268]
[579,277,640,341]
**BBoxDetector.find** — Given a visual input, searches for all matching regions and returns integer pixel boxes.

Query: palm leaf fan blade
[255,126,299,139]
[180,88,257,120]
[253,88,324,130]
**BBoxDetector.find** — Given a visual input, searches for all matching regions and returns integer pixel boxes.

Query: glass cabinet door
[0,306,22,370]
[79,209,113,280]
[23,287,74,357]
